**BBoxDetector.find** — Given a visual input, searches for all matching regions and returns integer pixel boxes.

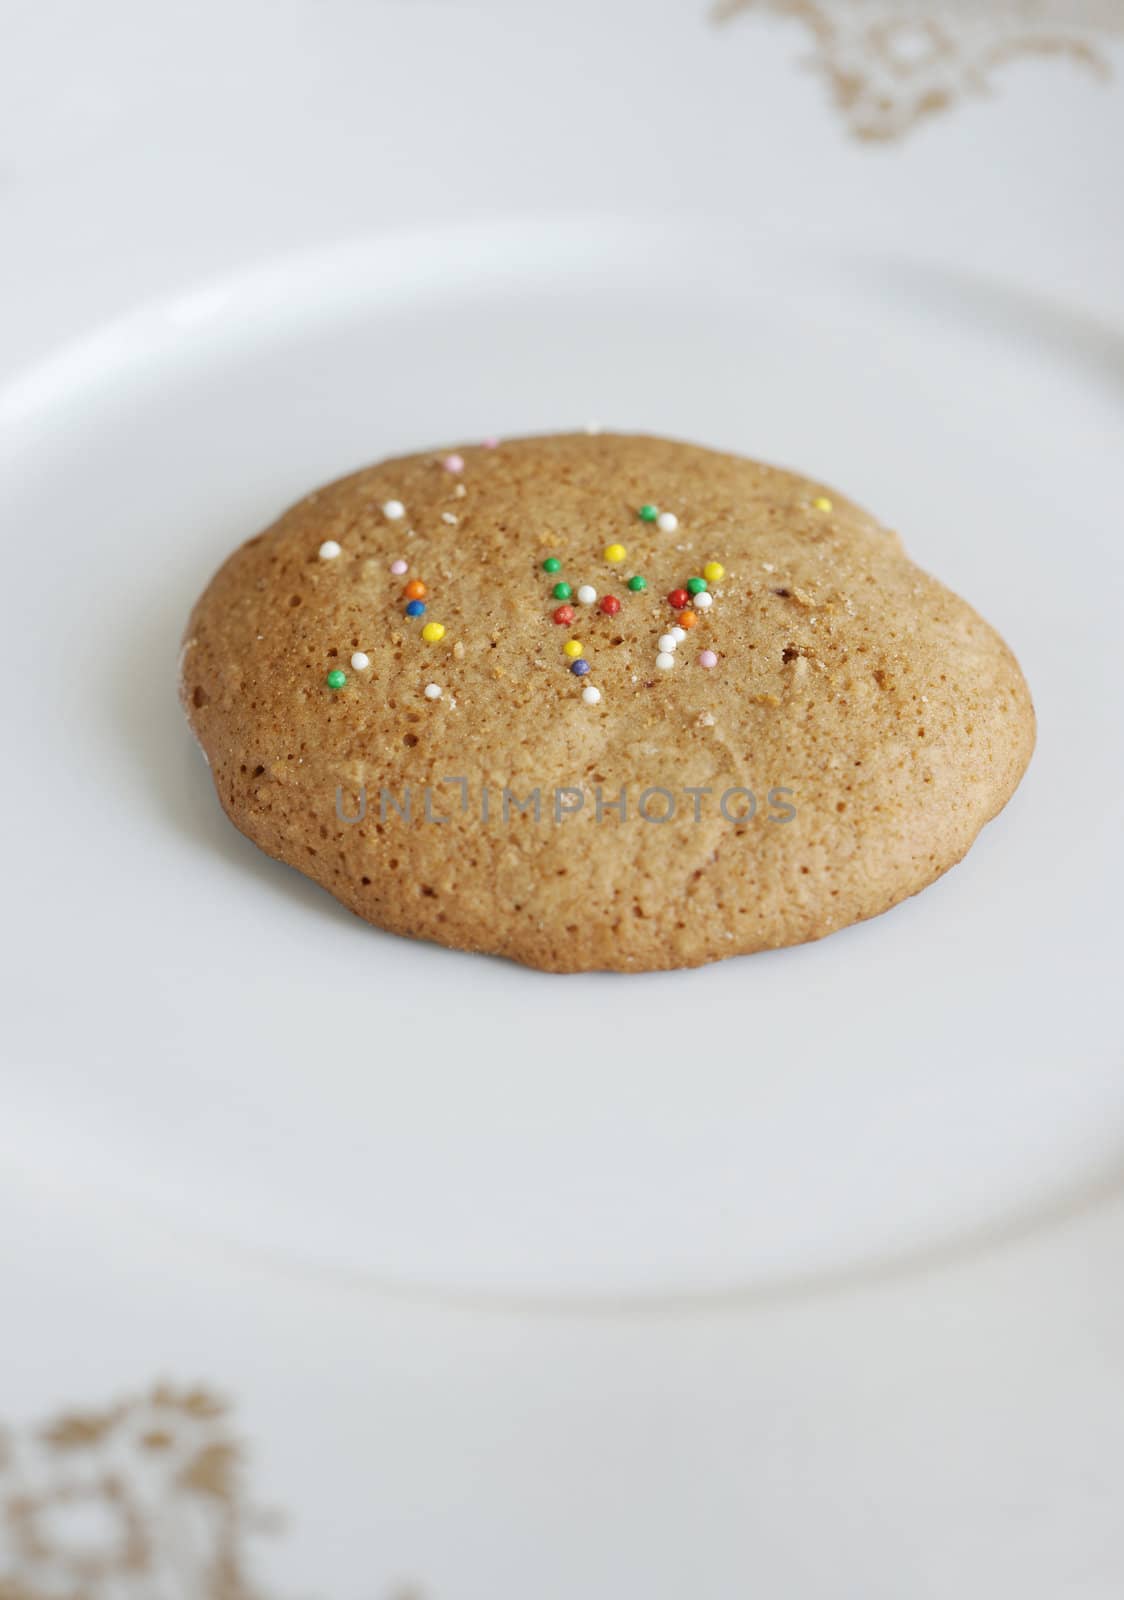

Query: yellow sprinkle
[703,561,725,583]
[813,496,833,512]
[603,543,627,563]
[421,622,446,643]
[563,640,584,659]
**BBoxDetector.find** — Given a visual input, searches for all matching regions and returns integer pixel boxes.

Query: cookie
[180,433,1035,971]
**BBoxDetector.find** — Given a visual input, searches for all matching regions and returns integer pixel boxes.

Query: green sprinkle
[627,575,647,592]
[686,576,708,595]
[552,581,573,600]
[326,669,347,689]
[542,557,562,573]
[638,504,659,523]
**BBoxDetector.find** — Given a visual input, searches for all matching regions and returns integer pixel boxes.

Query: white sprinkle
[318,540,341,560]
[656,651,676,671]
[351,652,370,671]
[695,591,714,609]
[577,585,597,605]
[657,511,678,534]
[670,625,687,643]
[424,683,442,700]
[585,421,601,434]
[762,562,775,573]
[582,685,602,705]
[441,512,458,525]
[382,500,406,520]
[658,633,679,653]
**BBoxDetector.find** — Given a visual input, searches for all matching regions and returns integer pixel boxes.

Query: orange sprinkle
[677,610,698,629]
[403,579,427,600]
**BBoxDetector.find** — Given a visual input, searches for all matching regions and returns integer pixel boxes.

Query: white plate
[2,218,1121,1299]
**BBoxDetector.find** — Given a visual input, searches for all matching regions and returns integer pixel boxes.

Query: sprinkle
[424,683,443,700]
[703,562,725,582]
[657,512,678,534]
[670,626,687,643]
[326,669,347,689]
[585,421,601,434]
[404,580,427,600]
[552,581,573,600]
[443,454,464,473]
[655,651,676,670]
[600,595,621,616]
[454,482,466,498]
[627,575,647,592]
[658,633,679,653]
[441,512,458,525]
[668,588,689,609]
[695,591,714,610]
[351,652,370,670]
[390,558,408,575]
[603,543,627,563]
[553,604,575,625]
[677,611,697,629]
[318,540,341,560]
[813,496,833,512]
[421,622,446,643]
[699,650,718,669]
[483,436,499,448]
[563,640,584,659]
[576,584,598,605]
[686,577,708,595]
[543,557,562,573]
[405,599,426,616]
[382,500,405,520]
[582,685,602,705]
[570,658,591,677]
[638,505,659,523]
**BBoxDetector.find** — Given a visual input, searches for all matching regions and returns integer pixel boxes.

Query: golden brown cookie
[180,433,1035,971]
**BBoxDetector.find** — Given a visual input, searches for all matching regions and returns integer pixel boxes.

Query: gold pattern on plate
[714,0,1123,139]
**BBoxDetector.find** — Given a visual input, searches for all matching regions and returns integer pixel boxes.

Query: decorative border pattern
[714,0,1123,140]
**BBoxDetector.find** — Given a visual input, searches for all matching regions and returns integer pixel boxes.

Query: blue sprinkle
[405,599,426,617]
[570,658,591,677]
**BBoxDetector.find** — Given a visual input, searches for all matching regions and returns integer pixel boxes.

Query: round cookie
[180,433,1035,972]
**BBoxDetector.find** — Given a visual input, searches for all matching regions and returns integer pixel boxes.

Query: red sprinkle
[553,604,575,625]
[600,595,621,616]
[668,588,689,609]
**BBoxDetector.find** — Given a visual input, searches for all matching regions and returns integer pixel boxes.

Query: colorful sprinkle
[318,540,341,560]
[582,685,602,705]
[813,496,833,512]
[351,652,370,670]
[657,512,678,534]
[443,454,464,473]
[600,595,621,616]
[571,658,591,677]
[677,610,697,629]
[553,604,575,625]
[382,500,405,520]
[404,580,427,600]
[695,591,714,610]
[627,575,647,592]
[405,599,427,617]
[483,436,500,449]
[686,577,707,595]
[552,582,573,600]
[655,651,676,671]
[326,669,347,689]
[668,588,689,609]
[424,683,443,700]
[563,640,584,659]
[542,557,562,574]
[699,650,718,669]
[421,622,446,643]
[703,562,725,583]
[603,543,627,563]
[638,505,659,523]
[658,633,679,654]
[390,558,408,576]
[577,585,598,605]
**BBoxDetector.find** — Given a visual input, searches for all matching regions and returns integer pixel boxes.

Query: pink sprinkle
[482,436,499,449]
[443,453,465,473]
[699,650,718,669]
[390,559,408,576]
